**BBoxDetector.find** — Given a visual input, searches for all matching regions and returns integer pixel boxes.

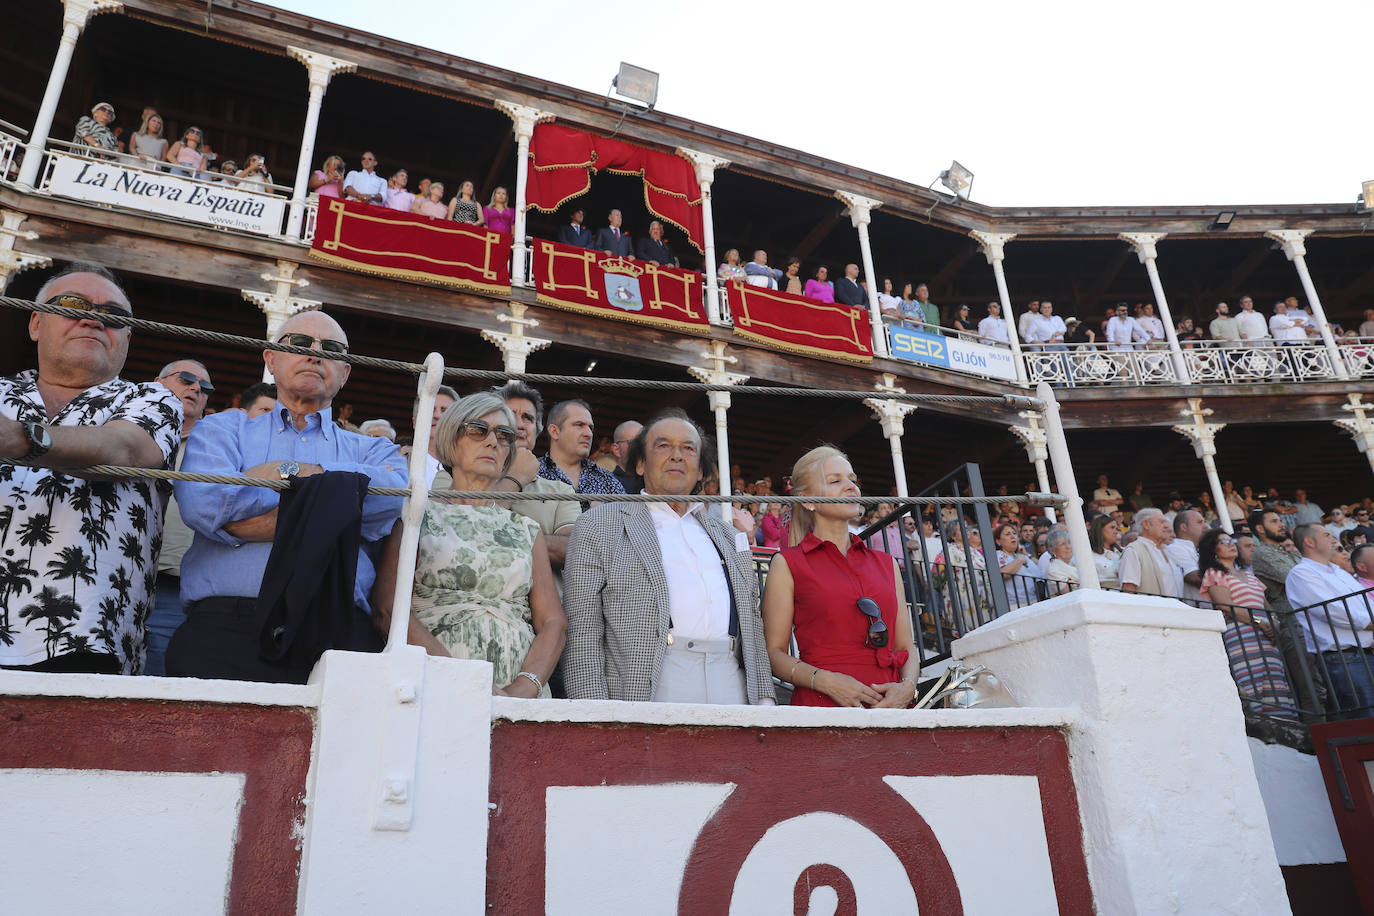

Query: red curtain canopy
[526,124,705,252]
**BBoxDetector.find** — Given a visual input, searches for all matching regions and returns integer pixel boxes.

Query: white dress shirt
[645,501,732,640]
[1137,316,1165,342]
[1164,538,1201,602]
[343,168,387,202]
[1285,557,1374,652]
[1018,310,1038,340]
[1237,309,1269,341]
[979,315,1009,343]
[1269,312,1308,342]
[1027,314,1067,345]
[1106,315,1145,350]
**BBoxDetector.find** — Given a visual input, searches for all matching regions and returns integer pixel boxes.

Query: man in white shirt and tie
[1286,523,1374,717]
[978,301,1010,344]
[342,151,387,205]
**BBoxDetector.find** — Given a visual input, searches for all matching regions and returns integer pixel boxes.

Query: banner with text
[887,324,1018,381]
[725,283,873,363]
[44,152,286,235]
[310,198,512,294]
[532,238,708,333]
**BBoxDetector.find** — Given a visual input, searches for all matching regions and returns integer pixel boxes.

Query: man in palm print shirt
[0,263,182,674]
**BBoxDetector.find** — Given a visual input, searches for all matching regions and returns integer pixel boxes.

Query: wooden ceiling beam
[790,209,844,263]
[926,244,976,298]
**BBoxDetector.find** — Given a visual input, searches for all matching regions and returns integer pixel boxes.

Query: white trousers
[651,636,747,705]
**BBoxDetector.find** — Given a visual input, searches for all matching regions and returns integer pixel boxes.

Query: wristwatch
[277,459,300,480]
[22,422,52,461]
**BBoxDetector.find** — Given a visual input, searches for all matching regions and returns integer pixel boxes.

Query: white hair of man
[1131,507,1164,535]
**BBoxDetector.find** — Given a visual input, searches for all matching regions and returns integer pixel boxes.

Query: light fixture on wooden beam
[607,62,659,136]
[1358,180,1374,213]
[924,160,974,220]
[1208,211,1236,231]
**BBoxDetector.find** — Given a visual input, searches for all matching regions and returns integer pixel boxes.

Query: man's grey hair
[157,358,208,379]
[358,419,396,439]
[1132,507,1164,534]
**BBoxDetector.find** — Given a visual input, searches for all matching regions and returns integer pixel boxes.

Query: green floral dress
[412,503,549,696]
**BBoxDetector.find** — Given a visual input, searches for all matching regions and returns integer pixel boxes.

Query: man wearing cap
[73,103,118,156]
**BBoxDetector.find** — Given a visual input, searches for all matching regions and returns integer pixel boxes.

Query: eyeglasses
[159,370,214,392]
[457,419,517,447]
[277,333,349,355]
[857,596,888,648]
[44,294,132,324]
[1218,537,1236,545]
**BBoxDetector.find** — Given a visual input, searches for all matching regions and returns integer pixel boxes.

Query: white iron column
[1035,383,1099,587]
[285,47,357,237]
[1266,229,1348,378]
[688,341,749,524]
[18,0,123,188]
[0,210,52,292]
[1119,232,1190,382]
[1009,412,1057,523]
[835,191,888,358]
[241,260,322,382]
[480,301,553,373]
[1335,394,1374,479]
[495,102,554,287]
[1173,398,1232,535]
[969,230,1027,384]
[863,373,918,498]
[677,147,731,325]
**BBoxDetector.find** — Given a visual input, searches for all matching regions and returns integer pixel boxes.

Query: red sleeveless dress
[782,532,908,707]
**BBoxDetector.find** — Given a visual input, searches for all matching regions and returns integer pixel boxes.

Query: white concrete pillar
[18,0,123,188]
[1335,393,1374,479]
[689,341,749,523]
[834,191,888,358]
[0,210,52,293]
[1009,412,1057,523]
[1265,229,1347,378]
[953,590,1289,914]
[969,230,1028,384]
[863,373,917,498]
[1119,232,1190,382]
[1036,383,1099,587]
[284,47,357,238]
[495,102,554,287]
[1173,397,1232,535]
[677,148,731,325]
[480,301,553,374]
[241,260,322,382]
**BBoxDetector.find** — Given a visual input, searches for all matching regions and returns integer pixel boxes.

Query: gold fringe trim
[308,248,511,296]
[534,292,711,336]
[731,326,873,364]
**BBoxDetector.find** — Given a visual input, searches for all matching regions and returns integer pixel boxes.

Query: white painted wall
[1248,737,1346,866]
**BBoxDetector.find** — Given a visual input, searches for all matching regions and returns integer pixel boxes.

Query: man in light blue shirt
[168,309,406,682]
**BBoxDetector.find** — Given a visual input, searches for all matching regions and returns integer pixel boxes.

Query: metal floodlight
[1361,180,1374,211]
[1208,210,1236,231]
[611,62,659,110]
[938,160,974,200]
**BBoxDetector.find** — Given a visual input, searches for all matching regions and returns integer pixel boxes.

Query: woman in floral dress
[373,393,565,697]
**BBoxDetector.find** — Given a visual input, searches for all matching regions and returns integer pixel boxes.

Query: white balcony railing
[0,119,27,185]
[1025,343,1181,386]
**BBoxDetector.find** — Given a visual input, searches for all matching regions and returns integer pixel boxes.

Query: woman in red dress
[761,446,919,707]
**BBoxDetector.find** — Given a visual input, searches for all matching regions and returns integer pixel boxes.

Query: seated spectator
[803,266,834,302]
[128,110,167,164]
[877,279,901,317]
[372,393,566,697]
[1353,544,1374,590]
[447,180,484,225]
[1327,507,1357,539]
[216,160,239,185]
[950,304,977,334]
[1341,529,1367,551]
[73,102,118,155]
[384,169,415,212]
[744,250,783,289]
[995,522,1037,608]
[1089,514,1123,587]
[1197,491,1219,524]
[239,381,277,417]
[1223,480,1247,526]
[410,181,448,219]
[717,248,746,283]
[1044,528,1078,587]
[979,301,1009,343]
[164,126,208,178]
[1285,524,1374,718]
[308,155,345,199]
[168,309,406,683]
[761,445,917,707]
[1119,508,1182,597]
[1198,528,1296,717]
[235,154,273,191]
[484,187,515,234]
[359,419,397,440]
[781,257,804,295]
[594,209,634,257]
[833,264,865,307]
[556,207,593,247]
[934,519,989,630]
[636,220,678,267]
[1176,317,1203,346]
[0,262,182,675]
[343,151,386,205]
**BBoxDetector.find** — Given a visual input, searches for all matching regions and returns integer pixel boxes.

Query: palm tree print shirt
[0,370,182,672]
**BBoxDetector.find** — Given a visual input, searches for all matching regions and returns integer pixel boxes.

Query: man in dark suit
[593,209,635,258]
[564,408,774,705]
[556,208,595,249]
[636,220,678,267]
[834,263,866,307]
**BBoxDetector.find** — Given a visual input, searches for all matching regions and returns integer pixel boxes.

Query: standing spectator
[1027,300,1068,350]
[1359,308,1374,340]
[343,151,386,205]
[951,304,978,334]
[1129,480,1154,512]
[446,180,484,225]
[979,301,1009,344]
[1250,507,1329,712]
[1136,303,1165,344]
[595,209,635,257]
[1269,300,1308,343]
[1286,524,1374,718]
[833,264,865,307]
[240,382,277,418]
[73,102,118,154]
[1197,491,1219,524]
[780,257,804,295]
[164,126,208,178]
[128,110,167,164]
[0,263,182,674]
[636,220,677,267]
[994,522,1037,608]
[1209,302,1240,343]
[537,399,625,507]
[717,248,745,283]
[803,266,834,302]
[1284,297,1318,338]
[1165,509,1207,601]
[912,284,940,333]
[1176,317,1203,346]
[556,208,594,248]
[1119,508,1182,598]
[1235,296,1269,344]
[234,154,273,190]
[1089,515,1123,587]
[384,169,415,211]
[1018,300,1042,342]
[1064,317,1094,346]
[760,503,786,550]
[308,155,346,199]
[410,181,447,219]
[609,420,643,494]
[877,279,901,317]
[1106,302,1147,351]
[1092,475,1124,513]
[483,187,515,234]
[1223,480,1247,527]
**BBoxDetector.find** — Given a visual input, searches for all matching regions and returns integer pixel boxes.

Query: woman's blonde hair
[137,110,163,138]
[787,444,849,547]
[433,392,516,478]
[488,185,508,206]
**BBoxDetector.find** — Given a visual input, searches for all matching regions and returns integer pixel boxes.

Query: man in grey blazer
[564,409,775,704]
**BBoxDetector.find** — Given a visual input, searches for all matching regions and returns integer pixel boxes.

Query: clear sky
[276,0,1369,208]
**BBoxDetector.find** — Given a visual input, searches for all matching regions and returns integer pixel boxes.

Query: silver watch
[277,459,300,480]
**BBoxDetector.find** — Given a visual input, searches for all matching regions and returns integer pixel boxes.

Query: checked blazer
[563,501,773,703]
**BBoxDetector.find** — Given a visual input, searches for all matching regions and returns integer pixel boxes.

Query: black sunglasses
[159,369,214,392]
[45,294,132,324]
[277,333,349,355]
[857,596,888,648]
[458,420,517,447]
